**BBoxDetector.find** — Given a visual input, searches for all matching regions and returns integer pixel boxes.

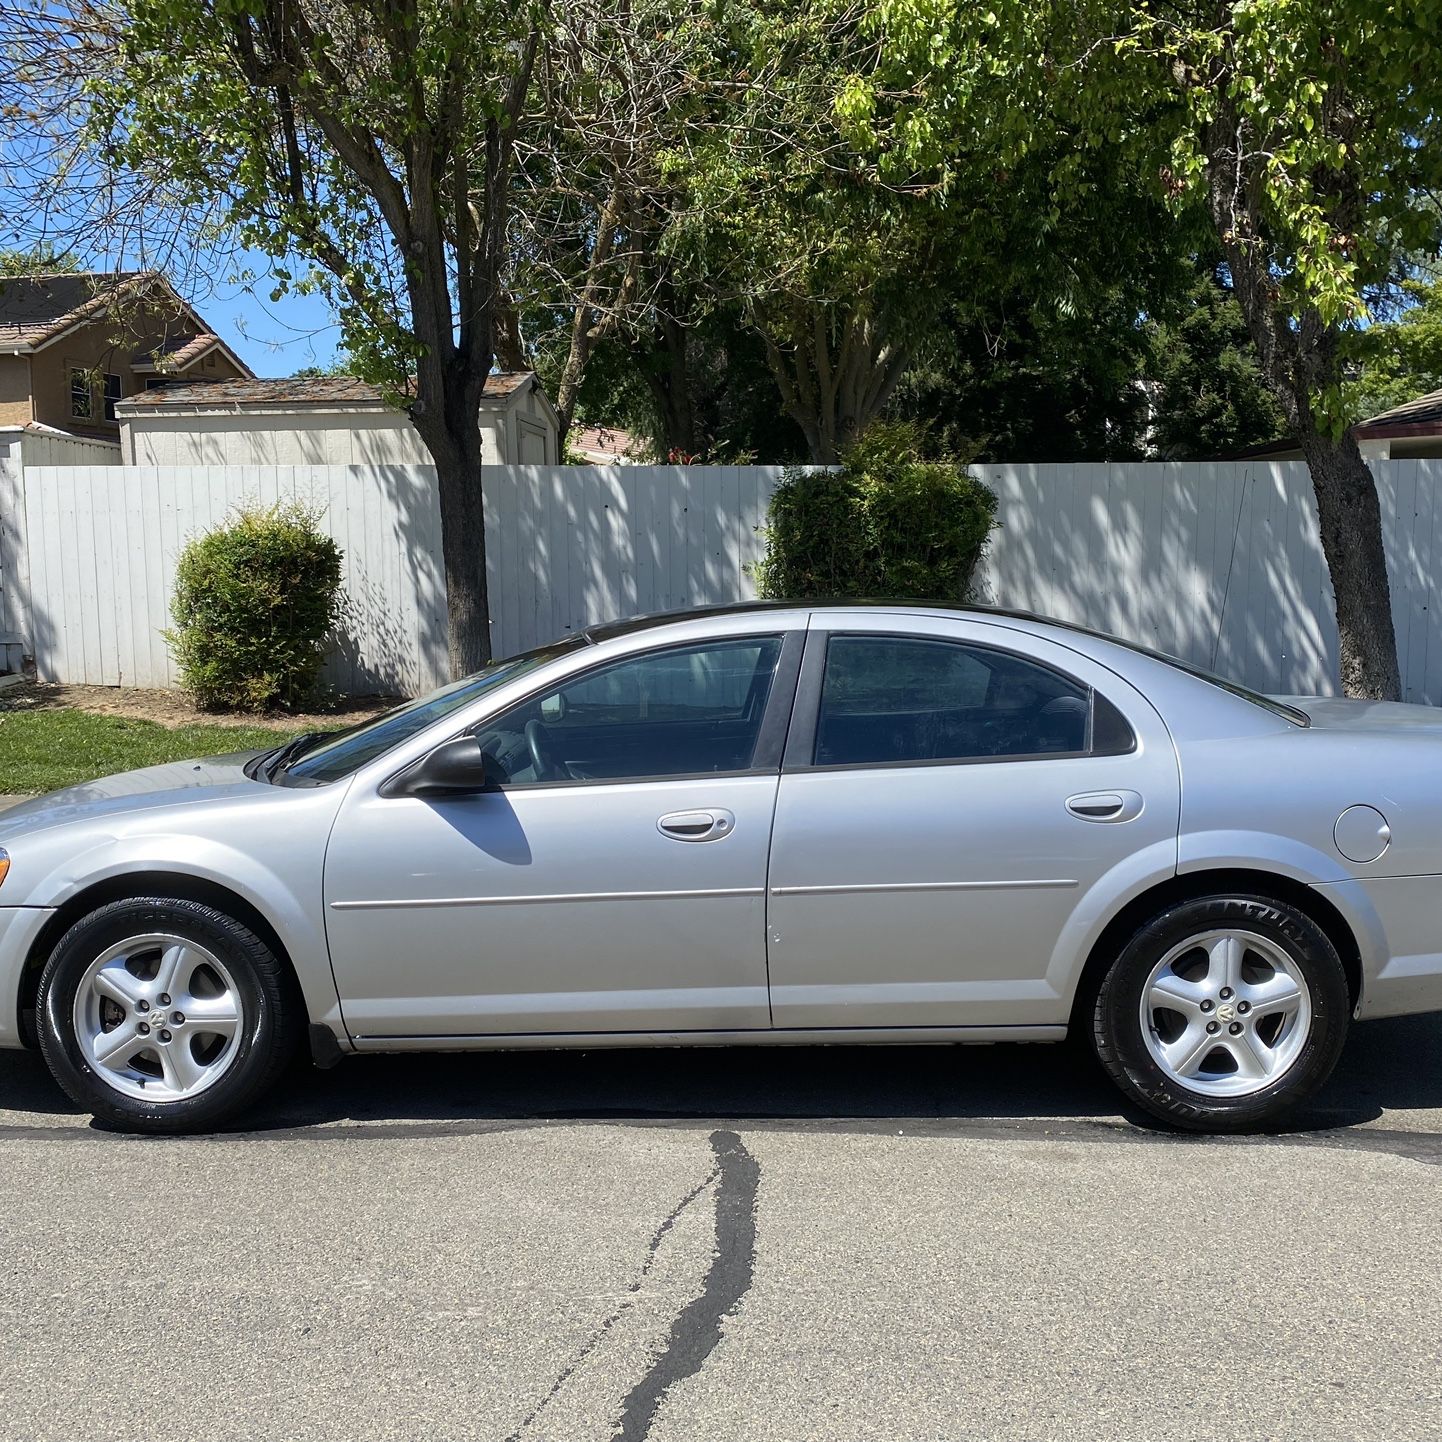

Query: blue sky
[178,255,345,376]
[1,187,346,374]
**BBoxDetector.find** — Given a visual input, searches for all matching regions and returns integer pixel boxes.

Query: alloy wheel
[1139,928,1312,1098]
[72,932,244,1102]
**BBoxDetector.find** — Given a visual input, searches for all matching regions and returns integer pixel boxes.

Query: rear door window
[812,634,1131,766]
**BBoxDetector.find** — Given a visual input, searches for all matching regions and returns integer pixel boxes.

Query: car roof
[582,598,1065,643]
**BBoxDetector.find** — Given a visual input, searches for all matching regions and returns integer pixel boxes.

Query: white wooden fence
[0,430,120,676]
[3,457,1441,702]
[976,459,1442,706]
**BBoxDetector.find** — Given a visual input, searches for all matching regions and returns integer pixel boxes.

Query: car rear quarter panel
[1177,728,1442,1018]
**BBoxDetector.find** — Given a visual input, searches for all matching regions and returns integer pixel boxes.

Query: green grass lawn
[0,708,325,795]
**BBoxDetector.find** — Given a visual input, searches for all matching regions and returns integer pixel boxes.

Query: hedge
[753,421,997,603]
[167,503,344,712]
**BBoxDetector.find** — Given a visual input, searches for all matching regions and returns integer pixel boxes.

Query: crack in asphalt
[609,1130,759,1442]
[503,1160,721,1442]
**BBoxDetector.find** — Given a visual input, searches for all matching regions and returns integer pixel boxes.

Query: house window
[70,368,93,419]
[103,373,122,422]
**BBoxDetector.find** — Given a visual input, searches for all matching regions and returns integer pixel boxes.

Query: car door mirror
[381,736,505,799]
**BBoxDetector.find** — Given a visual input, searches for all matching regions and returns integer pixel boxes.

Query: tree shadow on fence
[975,458,1440,701]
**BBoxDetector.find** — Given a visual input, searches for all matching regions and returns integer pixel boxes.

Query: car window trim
[782,628,1137,774]
[380,628,805,796]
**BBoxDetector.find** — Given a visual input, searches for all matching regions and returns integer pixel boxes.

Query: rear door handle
[1066,790,1144,823]
[657,809,735,842]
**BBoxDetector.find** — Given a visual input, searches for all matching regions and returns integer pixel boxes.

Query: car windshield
[276,639,586,785]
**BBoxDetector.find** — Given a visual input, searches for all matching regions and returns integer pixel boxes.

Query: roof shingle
[0,271,152,348]
[1358,387,1442,432]
[118,372,535,410]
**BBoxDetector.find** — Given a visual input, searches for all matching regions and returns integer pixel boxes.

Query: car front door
[765,615,1180,1029]
[324,630,801,1038]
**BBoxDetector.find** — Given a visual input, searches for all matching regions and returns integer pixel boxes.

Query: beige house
[0,271,251,446]
[116,372,561,466]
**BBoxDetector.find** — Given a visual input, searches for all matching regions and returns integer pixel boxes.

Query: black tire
[1092,894,1350,1133]
[37,896,302,1134]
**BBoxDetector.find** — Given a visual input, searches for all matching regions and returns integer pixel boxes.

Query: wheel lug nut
[138,1022,150,1036]
[172,1012,186,1025]
[1206,1020,1220,1034]
[158,993,172,1007]
[137,999,150,1013]
[1200,999,1214,1013]
[1219,987,1234,1000]
[1237,1001,1250,1014]
[158,1029,172,1043]
[1229,1022,1243,1035]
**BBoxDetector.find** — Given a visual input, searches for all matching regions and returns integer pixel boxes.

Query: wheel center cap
[1216,1002,1236,1023]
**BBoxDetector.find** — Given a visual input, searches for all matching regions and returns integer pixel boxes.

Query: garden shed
[114,371,560,467]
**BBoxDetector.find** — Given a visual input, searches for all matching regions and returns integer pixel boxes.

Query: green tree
[889,286,1157,463]
[848,1,1442,698]
[1146,260,1287,459]
[0,242,81,276]
[7,0,542,677]
[1345,276,1442,423]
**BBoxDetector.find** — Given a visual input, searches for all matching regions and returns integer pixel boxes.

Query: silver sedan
[2,602,1439,1133]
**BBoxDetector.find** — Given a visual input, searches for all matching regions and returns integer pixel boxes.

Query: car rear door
[765,613,1180,1029]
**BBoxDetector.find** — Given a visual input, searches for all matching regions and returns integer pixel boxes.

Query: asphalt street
[1,1018,1440,1441]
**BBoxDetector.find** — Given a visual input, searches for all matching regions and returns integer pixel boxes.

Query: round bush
[167,503,344,712]
[753,421,997,602]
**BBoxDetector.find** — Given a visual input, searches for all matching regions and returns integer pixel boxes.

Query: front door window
[476,636,783,785]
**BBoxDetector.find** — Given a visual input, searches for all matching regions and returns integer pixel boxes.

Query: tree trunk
[757,306,908,464]
[432,438,491,678]
[1296,426,1402,700]
[414,383,491,678]
[637,315,696,455]
[1202,101,1401,700]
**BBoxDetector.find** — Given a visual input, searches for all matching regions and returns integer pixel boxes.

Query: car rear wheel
[37,897,301,1133]
[1092,894,1350,1132]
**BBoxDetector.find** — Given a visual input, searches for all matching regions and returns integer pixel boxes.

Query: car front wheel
[37,896,301,1133]
[1092,894,1351,1132]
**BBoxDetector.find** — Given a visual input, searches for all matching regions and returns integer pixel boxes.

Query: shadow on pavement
[4,1012,1440,1135]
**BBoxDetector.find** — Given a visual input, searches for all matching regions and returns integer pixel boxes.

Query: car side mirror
[381,736,505,799]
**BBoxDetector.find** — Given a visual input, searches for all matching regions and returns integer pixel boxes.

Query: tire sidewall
[38,899,280,1131]
[1097,895,1350,1131]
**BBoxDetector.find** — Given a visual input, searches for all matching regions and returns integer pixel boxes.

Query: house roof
[571,423,640,463]
[1232,384,1442,459]
[0,271,154,350]
[0,270,254,381]
[117,371,537,411]
[132,331,223,370]
[1356,387,1442,435]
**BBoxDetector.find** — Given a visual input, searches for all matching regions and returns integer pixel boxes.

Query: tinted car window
[478,637,783,785]
[814,635,1102,766]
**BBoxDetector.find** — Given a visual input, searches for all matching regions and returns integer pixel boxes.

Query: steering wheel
[525,719,569,782]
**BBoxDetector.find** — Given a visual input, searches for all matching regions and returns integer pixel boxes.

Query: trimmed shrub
[753,421,997,602]
[168,503,344,712]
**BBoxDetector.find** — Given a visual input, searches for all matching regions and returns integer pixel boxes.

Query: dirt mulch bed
[0,680,402,731]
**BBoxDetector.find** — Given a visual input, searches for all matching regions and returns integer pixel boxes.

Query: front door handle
[657,809,735,842]
[1066,790,1144,823]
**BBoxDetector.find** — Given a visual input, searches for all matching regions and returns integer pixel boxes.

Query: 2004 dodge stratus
[2,602,1439,1134]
